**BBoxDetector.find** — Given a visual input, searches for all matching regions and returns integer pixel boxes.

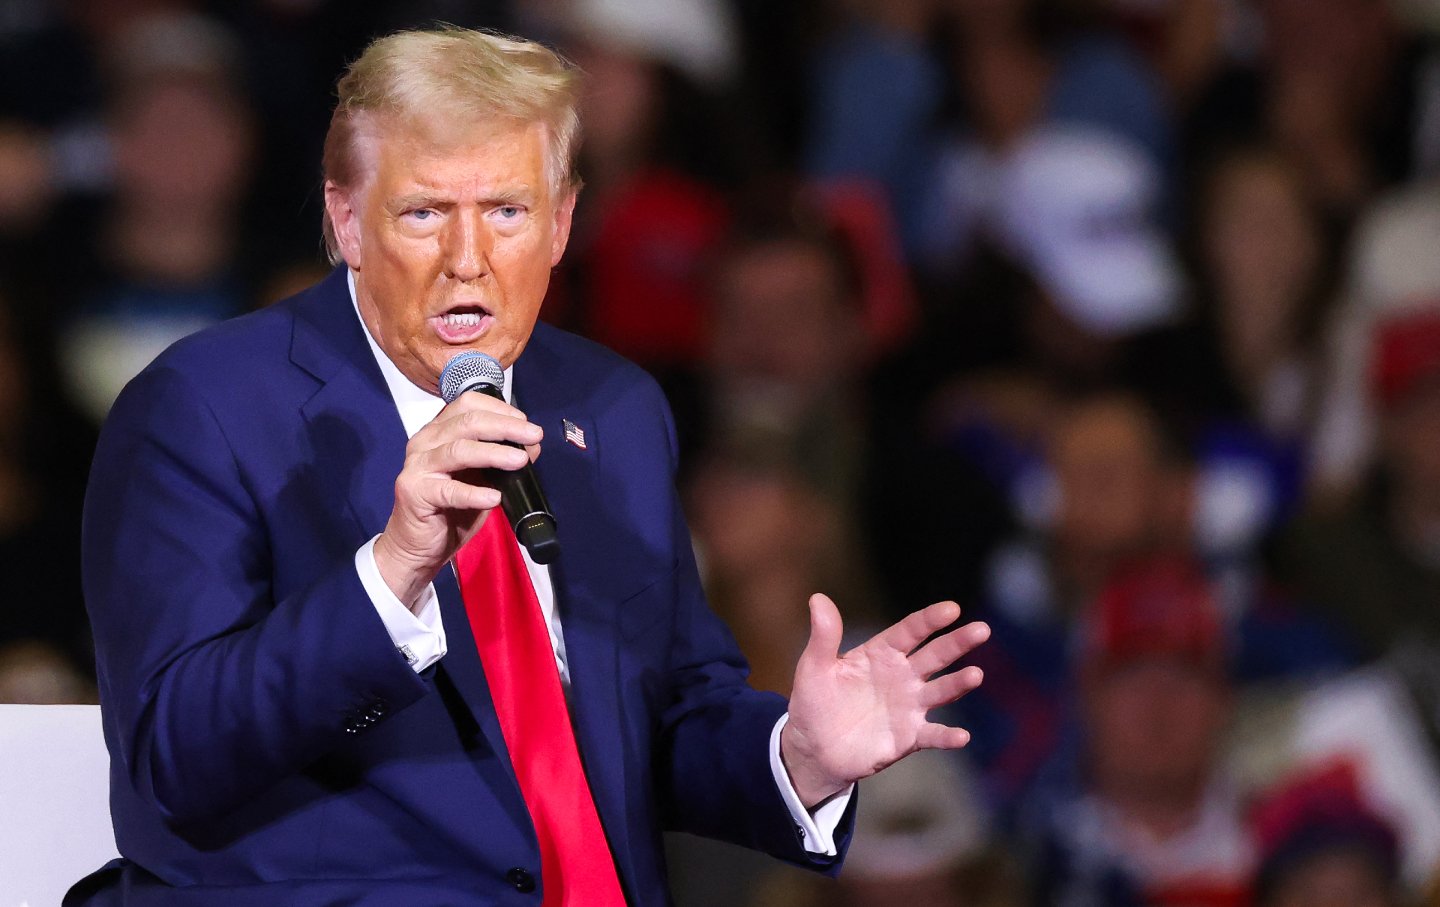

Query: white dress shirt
[346,271,850,854]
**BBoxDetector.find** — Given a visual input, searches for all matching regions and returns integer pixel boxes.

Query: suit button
[506,867,536,893]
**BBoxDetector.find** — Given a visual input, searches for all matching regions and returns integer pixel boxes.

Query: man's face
[1084,659,1229,801]
[326,118,576,391]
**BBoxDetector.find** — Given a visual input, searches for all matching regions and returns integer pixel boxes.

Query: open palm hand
[780,594,990,807]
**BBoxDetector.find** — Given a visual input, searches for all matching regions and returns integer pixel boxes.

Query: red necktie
[454,513,628,906]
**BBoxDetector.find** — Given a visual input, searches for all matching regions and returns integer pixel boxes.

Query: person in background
[56,12,260,425]
[701,213,870,498]
[865,127,1186,619]
[1182,0,1410,221]
[688,207,885,647]
[957,392,1192,815]
[1308,178,1440,502]
[806,0,1172,259]
[1134,143,1337,554]
[1281,307,1440,758]
[1028,555,1254,907]
[1185,145,1334,445]
[1249,762,1405,907]
[670,215,889,905]
[686,447,846,698]
[539,0,738,387]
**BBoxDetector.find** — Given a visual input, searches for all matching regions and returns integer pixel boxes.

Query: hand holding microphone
[438,352,558,564]
[372,352,556,612]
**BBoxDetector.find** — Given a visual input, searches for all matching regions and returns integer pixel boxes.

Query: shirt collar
[347,269,514,440]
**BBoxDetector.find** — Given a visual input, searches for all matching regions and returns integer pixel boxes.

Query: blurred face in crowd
[1384,376,1440,501]
[687,458,827,694]
[1201,154,1320,368]
[688,459,822,578]
[710,238,860,402]
[326,118,577,390]
[573,43,657,172]
[1265,849,1397,907]
[1262,0,1392,83]
[112,77,253,213]
[961,36,1051,150]
[1049,398,1174,561]
[1084,657,1229,806]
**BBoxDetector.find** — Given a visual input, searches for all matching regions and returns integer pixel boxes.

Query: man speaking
[70,27,989,906]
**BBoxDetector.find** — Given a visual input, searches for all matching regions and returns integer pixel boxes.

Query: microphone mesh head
[439,351,505,403]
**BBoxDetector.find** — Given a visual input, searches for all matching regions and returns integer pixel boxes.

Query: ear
[549,187,578,267]
[324,180,363,268]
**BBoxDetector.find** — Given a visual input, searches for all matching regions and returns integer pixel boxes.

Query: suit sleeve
[83,365,430,825]
[643,383,856,873]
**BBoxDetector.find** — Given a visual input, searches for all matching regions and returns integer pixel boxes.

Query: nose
[443,207,490,282]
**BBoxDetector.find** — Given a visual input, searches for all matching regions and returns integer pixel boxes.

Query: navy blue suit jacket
[70,266,852,906]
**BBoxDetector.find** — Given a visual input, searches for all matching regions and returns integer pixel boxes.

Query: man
[69,28,989,906]
[1029,556,1252,906]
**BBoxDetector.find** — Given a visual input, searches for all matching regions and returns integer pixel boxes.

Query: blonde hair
[321,27,582,262]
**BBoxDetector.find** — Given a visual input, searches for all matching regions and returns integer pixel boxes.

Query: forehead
[1054,402,1158,459]
[353,115,552,195]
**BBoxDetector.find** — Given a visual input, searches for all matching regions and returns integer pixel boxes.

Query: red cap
[1371,308,1440,409]
[1083,555,1226,669]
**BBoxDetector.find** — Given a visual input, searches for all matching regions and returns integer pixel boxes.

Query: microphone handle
[464,383,560,565]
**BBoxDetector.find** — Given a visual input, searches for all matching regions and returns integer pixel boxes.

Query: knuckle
[438,481,459,507]
[462,409,486,434]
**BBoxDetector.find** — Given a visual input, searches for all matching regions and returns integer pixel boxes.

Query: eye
[496,205,523,220]
[406,209,435,221]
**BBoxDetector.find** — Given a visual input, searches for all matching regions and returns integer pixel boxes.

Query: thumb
[800,592,844,667]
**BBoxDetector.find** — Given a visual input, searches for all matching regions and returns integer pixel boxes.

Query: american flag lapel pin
[562,418,587,450]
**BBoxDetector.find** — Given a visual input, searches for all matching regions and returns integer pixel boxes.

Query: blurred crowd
[5,0,1440,903]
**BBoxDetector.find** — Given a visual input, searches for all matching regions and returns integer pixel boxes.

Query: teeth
[443,312,483,327]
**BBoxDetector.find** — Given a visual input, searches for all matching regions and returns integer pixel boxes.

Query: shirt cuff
[769,713,855,856]
[355,535,447,673]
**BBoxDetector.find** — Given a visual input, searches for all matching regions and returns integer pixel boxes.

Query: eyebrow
[386,188,537,213]
[387,193,446,213]
[486,187,537,205]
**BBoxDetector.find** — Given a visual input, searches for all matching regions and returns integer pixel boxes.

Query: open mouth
[432,304,494,343]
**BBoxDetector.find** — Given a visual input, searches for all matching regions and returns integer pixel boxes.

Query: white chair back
[0,704,118,907]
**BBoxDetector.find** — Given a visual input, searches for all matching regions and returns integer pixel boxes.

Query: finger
[417,438,531,475]
[919,665,984,709]
[876,600,963,654]
[909,621,991,678]
[422,400,543,448]
[440,387,530,423]
[799,593,844,668]
[422,476,503,512]
[915,722,972,751]
[451,407,544,446]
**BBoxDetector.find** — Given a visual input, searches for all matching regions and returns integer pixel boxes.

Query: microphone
[439,351,560,565]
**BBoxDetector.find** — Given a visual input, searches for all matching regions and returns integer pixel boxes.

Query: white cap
[107,12,243,84]
[563,0,738,86]
[1347,181,1440,318]
[843,749,988,879]
[995,126,1183,336]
